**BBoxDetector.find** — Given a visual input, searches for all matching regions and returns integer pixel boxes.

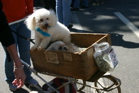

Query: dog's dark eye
[40,19,43,22]
[58,46,62,50]
[46,18,49,20]
[63,47,68,51]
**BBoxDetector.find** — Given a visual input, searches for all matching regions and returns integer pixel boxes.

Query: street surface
[0,0,139,92]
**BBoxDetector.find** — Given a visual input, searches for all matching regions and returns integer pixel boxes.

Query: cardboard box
[30,33,111,80]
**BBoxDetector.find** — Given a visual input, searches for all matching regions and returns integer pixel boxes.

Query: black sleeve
[0,1,15,47]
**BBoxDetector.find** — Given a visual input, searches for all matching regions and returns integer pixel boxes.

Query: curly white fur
[25,8,71,50]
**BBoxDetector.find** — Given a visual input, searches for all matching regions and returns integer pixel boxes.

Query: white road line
[114,12,139,38]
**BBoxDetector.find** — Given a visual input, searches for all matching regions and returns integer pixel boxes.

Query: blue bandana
[35,27,51,37]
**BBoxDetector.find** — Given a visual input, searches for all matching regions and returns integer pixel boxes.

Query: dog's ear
[25,14,36,31]
[49,10,57,26]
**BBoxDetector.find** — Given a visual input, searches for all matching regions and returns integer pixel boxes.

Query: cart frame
[21,60,121,93]
[18,32,121,93]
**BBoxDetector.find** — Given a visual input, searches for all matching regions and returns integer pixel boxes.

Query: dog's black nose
[45,23,48,27]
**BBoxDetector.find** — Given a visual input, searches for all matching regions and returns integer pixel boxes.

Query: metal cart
[22,33,121,93]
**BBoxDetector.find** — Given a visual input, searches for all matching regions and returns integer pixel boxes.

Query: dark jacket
[0,0,15,47]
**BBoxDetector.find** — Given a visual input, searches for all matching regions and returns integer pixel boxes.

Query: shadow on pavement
[12,88,29,93]
[110,33,139,48]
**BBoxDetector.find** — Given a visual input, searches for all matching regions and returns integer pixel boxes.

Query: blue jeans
[4,21,32,82]
[56,0,72,26]
[74,0,88,8]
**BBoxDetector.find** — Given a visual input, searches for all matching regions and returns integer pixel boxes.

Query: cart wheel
[94,75,121,93]
[76,80,97,93]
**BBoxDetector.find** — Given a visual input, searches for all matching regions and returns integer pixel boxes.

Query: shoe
[7,81,18,91]
[25,78,40,91]
[67,24,73,29]
[70,8,79,11]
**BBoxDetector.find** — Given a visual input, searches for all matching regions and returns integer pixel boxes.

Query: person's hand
[12,67,26,89]
[6,44,26,88]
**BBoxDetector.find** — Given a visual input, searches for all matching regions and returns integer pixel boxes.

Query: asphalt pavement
[0,0,139,92]
[71,0,139,93]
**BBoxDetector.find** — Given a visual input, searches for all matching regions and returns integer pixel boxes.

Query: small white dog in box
[25,8,71,51]
[46,41,85,53]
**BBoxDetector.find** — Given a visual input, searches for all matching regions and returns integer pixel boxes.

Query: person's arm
[6,44,26,88]
[0,1,26,88]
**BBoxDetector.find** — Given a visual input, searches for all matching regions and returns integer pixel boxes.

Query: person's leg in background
[56,0,63,23]
[62,0,72,27]
[70,0,80,11]
[81,0,89,8]
[56,0,72,29]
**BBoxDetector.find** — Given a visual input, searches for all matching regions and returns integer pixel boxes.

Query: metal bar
[21,60,59,93]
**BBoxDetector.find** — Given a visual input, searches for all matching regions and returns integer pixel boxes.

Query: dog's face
[48,41,69,52]
[25,8,57,31]
[35,12,51,31]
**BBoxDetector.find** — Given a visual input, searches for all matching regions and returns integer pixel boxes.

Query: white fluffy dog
[46,41,82,53]
[46,41,69,52]
[25,8,71,50]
